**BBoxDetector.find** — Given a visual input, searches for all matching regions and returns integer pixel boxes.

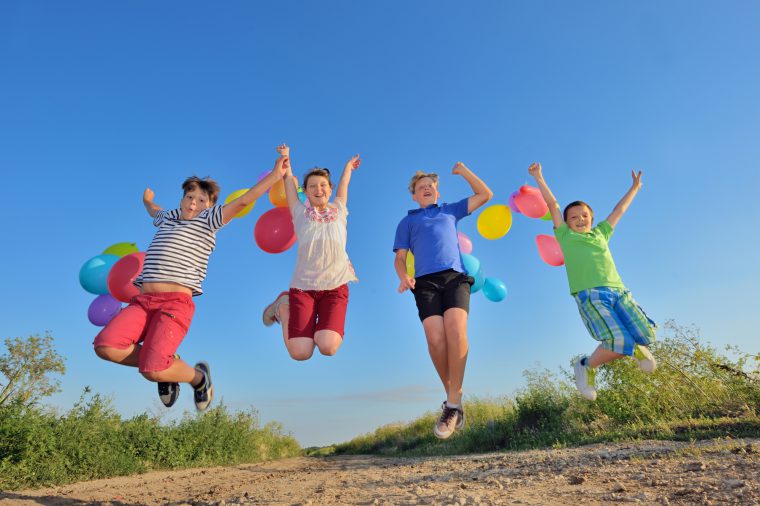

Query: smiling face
[564,203,594,233]
[412,176,440,208]
[305,174,333,210]
[179,186,211,220]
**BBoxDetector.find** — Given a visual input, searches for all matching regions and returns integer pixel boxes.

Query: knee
[94,346,118,362]
[288,348,314,361]
[141,370,163,382]
[318,342,341,356]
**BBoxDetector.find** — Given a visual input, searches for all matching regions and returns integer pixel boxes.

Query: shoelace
[439,406,459,425]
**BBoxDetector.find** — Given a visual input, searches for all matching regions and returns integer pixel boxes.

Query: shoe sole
[262,291,289,326]
[158,382,180,408]
[194,362,213,411]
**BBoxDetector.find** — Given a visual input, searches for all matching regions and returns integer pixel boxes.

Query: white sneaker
[633,345,657,373]
[574,357,597,401]
[262,291,289,327]
[433,402,464,439]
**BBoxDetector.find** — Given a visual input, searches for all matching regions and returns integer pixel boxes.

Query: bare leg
[442,308,469,405]
[421,315,449,396]
[278,303,315,361]
[95,344,141,367]
[314,330,342,356]
[587,345,625,368]
[141,356,203,387]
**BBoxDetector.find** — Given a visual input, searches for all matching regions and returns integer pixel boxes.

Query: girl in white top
[262,144,360,360]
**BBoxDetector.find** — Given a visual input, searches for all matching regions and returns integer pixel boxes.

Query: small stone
[723,479,745,489]
[568,475,586,485]
[659,497,669,506]
[613,483,627,493]
[686,462,706,472]
[459,483,468,489]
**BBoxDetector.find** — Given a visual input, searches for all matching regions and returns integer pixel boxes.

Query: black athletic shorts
[412,269,474,322]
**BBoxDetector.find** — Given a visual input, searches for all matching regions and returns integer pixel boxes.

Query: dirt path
[2,438,758,505]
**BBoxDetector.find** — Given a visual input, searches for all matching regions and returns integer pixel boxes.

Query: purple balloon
[88,294,122,326]
[508,191,522,214]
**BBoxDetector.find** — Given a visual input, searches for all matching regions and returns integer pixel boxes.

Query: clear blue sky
[2,1,759,447]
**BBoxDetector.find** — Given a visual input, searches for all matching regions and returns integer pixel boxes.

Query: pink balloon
[107,252,145,303]
[514,185,549,219]
[457,231,473,254]
[508,191,522,215]
[535,235,564,266]
[254,207,296,254]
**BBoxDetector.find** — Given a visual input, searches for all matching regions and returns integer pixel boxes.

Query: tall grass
[334,321,760,456]
[0,392,301,490]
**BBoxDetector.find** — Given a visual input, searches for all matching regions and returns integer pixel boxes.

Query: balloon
[483,277,508,302]
[461,253,481,276]
[254,207,296,254]
[102,242,139,257]
[536,234,564,266]
[269,179,288,207]
[88,294,122,326]
[457,231,473,254]
[540,210,552,221]
[107,252,145,302]
[257,170,272,193]
[508,191,522,215]
[477,205,512,240]
[471,270,485,293]
[405,251,415,277]
[224,189,255,218]
[79,254,120,295]
[297,187,307,203]
[514,185,549,219]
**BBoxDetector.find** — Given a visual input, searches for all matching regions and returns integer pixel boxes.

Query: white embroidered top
[289,198,357,290]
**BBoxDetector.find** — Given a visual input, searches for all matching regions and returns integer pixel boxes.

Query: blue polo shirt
[393,198,470,277]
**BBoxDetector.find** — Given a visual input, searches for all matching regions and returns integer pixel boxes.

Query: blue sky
[2,1,759,447]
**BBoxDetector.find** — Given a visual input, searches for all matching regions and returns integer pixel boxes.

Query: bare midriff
[141,282,193,296]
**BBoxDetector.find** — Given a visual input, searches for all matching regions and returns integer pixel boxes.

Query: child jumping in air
[393,163,493,439]
[94,155,287,411]
[262,144,360,361]
[528,162,657,401]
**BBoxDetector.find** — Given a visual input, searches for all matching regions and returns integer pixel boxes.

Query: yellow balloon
[269,179,288,207]
[406,251,415,277]
[477,204,512,240]
[102,242,139,257]
[224,188,255,218]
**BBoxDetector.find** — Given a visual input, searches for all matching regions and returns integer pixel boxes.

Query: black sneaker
[193,361,213,411]
[158,382,180,408]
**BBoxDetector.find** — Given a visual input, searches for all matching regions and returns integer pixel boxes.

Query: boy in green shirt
[529,162,657,400]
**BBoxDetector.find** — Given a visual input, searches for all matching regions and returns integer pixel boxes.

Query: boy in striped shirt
[94,155,287,411]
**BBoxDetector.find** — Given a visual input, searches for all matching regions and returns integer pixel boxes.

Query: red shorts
[93,292,195,373]
[288,284,349,339]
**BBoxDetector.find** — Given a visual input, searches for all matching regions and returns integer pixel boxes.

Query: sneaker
[633,345,657,373]
[433,401,464,439]
[263,291,289,327]
[574,357,597,401]
[193,362,213,411]
[158,382,180,408]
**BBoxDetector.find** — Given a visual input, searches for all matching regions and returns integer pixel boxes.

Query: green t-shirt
[554,220,624,295]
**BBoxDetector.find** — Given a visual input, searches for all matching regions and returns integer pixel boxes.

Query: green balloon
[540,210,552,221]
[102,242,139,257]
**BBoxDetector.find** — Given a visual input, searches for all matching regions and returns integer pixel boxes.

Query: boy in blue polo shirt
[393,162,493,439]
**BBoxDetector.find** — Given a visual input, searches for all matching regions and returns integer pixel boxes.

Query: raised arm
[334,154,361,204]
[606,170,643,228]
[453,162,494,214]
[394,249,415,293]
[221,151,287,224]
[278,143,300,210]
[143,188,162,218]
[528,162,563,229]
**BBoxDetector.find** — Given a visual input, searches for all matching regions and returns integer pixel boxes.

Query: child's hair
[408,171,439,194]
[303,167,332,190]
[182,176,220,205]
[563,201,594,222]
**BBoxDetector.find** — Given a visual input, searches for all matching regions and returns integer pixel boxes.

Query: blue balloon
[79,254,119,294]
[298,189,307,203]
[461,253,481,276]
[483,277,507,302]
[471,270,485,293]
[88,294,122,326]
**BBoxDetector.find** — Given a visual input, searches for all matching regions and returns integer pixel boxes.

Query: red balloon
[514,185,549,218]
[107,252,145,302]
[535,235,564,266]
[254,207,296,254]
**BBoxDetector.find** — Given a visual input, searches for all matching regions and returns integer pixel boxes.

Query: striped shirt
[134,205,225,296]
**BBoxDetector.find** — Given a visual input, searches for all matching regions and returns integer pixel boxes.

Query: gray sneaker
[433,402,464,439]
[158,382,179,408]
[193,362,213,411]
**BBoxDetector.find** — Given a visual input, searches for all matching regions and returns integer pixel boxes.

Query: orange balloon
[269,179,288,207]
